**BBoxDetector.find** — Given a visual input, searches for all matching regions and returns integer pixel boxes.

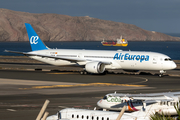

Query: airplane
[97,91,180,115]
[46,107,151,120]
[5,23,177,76]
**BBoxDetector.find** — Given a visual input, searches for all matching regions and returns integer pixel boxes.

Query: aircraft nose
[97,100,103,107]
[172,62,177,69]
[46,115,58,120]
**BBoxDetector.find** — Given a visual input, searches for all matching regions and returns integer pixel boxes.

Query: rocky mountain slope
[0,8,180,41]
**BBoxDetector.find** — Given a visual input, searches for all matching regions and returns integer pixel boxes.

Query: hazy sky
[1,0,180,33]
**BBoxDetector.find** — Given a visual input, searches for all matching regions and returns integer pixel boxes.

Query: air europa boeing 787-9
[5,23,176,76]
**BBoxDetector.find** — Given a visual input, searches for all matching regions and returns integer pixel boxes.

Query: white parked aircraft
[46,108,151,120]
[97,91,180,115]
[5,23,176,76]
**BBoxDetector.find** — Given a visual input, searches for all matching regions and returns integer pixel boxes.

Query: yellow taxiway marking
[19,83,147,90]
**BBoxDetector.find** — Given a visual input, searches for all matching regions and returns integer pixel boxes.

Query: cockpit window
[103,96,107,100]
[164,58,172,61]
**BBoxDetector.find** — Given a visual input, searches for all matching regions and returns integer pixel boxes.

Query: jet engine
[85,62,105,74]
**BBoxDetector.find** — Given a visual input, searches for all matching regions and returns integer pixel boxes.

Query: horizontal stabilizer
[4,50,27,55]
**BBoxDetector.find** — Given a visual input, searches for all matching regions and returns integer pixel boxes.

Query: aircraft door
[65,109,68,118]
[90,112,95,120]
[78,53,84,59]
[152,56,158,64]
[160,58,164,69]
[43,52,49,60]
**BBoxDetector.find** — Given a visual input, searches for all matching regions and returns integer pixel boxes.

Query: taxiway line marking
[47,72,79,74]
[7,109,16,112]
[127,77,148,84]
[19,83,147,90]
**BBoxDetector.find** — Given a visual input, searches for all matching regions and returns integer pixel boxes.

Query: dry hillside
[0,8,180,41]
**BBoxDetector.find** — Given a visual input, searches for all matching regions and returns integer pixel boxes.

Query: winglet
[25,23,48,51]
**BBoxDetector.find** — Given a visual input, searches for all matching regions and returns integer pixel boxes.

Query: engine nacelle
[85,62,105,74]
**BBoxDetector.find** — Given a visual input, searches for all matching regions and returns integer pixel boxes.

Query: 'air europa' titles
[113,53,149,62]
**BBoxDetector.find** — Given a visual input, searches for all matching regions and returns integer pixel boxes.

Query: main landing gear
[159,70,166,77]
[80,71,88,75]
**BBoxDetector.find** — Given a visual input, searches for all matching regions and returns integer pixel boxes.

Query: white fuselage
[29,49,176,71]
[46,108,150,120]
[97,92,180,115]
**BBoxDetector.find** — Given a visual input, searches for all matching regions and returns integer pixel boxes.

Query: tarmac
[0,56,179,76]
[0,56,179,120]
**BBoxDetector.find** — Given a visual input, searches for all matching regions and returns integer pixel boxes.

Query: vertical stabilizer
[25,23,48,51]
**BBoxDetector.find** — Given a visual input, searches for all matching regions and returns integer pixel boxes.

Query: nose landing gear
[159,70,166,77]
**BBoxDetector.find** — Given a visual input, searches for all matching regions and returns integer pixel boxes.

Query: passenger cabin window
[107,117,109,120]
[82,115,84,119]
[92,116,94,120]
[72,114,74,118]
[87,116,89,119]
[77,115,79,118]
[102,117,104,120]
[97,117,99,120]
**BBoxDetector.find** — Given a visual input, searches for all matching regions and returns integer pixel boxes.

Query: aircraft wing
[131,98,174,104]
[5,50,112,64]
[142,99,173,104]
[130,95,173,101]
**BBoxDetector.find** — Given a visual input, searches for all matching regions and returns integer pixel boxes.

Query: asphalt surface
[0,68,180,120]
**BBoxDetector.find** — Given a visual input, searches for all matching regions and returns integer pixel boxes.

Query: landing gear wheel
[80,71,87,75]
[80,71,84,75]
[159,70,165,77]
[84,71,87,75]
[159,74,163,77]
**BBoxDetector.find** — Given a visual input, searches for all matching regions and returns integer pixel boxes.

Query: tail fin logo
[30,36,39,44]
